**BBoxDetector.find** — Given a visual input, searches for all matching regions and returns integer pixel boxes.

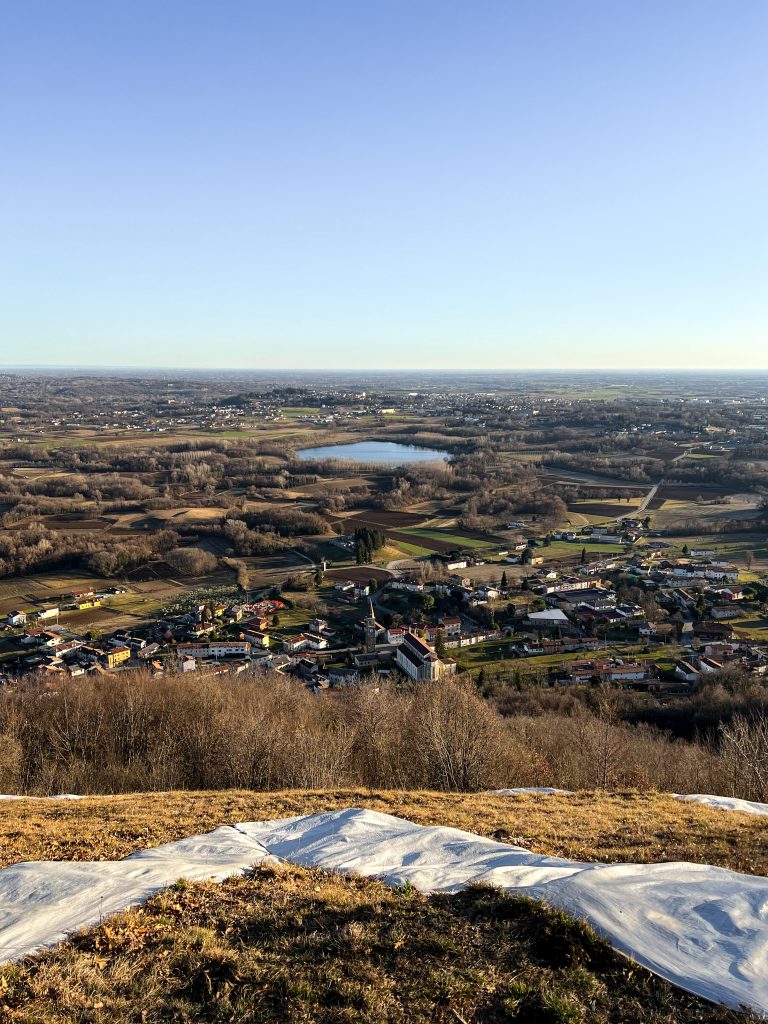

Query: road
[616,480,661,521]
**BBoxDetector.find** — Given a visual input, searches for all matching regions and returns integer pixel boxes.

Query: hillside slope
[1,864,758,1023]
[1,788,766,874]
[0,790,765,1022]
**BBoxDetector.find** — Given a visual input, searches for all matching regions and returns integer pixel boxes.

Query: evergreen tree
[581,546,587,565]
[434,629,447,659]
[500,570,508,590]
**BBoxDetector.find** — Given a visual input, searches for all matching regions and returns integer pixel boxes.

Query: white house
[176,641,251,659]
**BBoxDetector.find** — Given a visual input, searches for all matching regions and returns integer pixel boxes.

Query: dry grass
[0,864,758,1023]
[0,789,765,876]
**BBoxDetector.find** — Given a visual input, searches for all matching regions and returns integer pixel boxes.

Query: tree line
[0,669,764,800]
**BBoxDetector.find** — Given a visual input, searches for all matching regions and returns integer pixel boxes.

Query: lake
[296,441,451,465]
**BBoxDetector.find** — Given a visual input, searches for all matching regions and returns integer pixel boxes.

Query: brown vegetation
[0,788,766,876]
[0,669,766,805]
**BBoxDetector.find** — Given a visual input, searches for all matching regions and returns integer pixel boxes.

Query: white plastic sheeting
[0,826,273,963]
[489,787,574,796]
[675,793,768,818]
[0,808,766,1014]
[238,809,768,1014]
[0,794,85,801]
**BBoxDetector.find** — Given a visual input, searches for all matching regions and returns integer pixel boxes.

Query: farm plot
[0,578,52,614]
[342,510,429,528]
[397,527,495,550]
[40,515,114,532]
[381,529,477,554]
[325,566,391,584]
[567,499,642,518]
[732,617,768,641]
[651,495,763,529]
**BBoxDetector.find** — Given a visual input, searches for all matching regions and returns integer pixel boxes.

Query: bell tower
[364,599,378,653]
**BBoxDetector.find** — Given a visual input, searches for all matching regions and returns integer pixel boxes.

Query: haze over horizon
[2,0,766,370]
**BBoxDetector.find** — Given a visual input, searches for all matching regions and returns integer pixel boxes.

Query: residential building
[176,641,251,658]
[103,645,131,668]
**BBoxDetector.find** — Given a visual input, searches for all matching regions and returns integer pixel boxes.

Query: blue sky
[1,0,766,370]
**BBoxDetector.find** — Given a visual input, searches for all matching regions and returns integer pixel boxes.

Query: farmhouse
[387,580,424,594]
[709,585,744,601]
[6,611,27,627]
[20,630,62,648]
[241,629,270,648]
[675,660,700,683]
[385,626,407,645]
[35,606,60,621]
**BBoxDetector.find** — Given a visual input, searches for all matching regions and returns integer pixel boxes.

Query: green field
[452,639,682,675]
[280,406,323,418]
[379,540,433,558]
[733,617,768,641]
[538,540,630,560]
[398,527,494,549]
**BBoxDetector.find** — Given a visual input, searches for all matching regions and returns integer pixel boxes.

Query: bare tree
[719,712,768,801]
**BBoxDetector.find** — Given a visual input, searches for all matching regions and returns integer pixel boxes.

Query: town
[0,370,766,724]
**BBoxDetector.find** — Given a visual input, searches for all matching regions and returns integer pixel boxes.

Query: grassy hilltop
[0,789,765,1022]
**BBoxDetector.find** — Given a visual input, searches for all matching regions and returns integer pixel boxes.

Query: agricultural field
[396,526,496,550]
[732,617,768,642]
[567,498,643,519]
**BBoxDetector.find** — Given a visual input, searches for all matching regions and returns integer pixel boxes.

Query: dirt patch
[42,516,113,532]
[342,510,428,527]
[124,562,179,582]
[567,502,639,517]
[325,566,391,583]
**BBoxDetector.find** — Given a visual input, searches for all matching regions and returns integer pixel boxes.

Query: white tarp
[237,808,768,1014]
[0,807,766,1014]
[0,826,272,963]
[490,787,574,795]
[0,794,85,801]
[675,793,768,818]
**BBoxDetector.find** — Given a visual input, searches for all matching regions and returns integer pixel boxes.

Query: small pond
[296,441,450,465]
